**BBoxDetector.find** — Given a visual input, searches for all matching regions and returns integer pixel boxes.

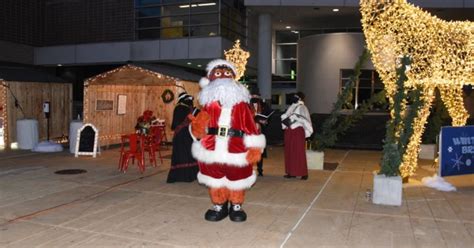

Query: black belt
[208,127,244,138]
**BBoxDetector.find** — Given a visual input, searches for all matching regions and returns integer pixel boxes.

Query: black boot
[229,203,247,222]
[204,202,228,222]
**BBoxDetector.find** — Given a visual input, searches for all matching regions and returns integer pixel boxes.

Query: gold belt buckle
[218,126,229,137]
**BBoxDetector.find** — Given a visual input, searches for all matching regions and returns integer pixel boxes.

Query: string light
[224,40,250,81]
[361,0,473,177]
[0,80,8,147]
[83,64,183,143]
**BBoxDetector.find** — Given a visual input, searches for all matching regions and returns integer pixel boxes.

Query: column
[258,13,272,101]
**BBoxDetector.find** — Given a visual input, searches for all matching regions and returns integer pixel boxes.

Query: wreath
[161,89,175,104]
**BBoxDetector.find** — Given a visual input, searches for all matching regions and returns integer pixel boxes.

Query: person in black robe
[166,92,200,183]
[250,91,272,176]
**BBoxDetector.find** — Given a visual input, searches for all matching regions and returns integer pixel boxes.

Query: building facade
[0,0,473,114]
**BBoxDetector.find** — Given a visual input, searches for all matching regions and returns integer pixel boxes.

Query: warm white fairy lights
[83,64,181,143]
[224,39,250,81]
[0,80,8,147]
[361,0,473,177]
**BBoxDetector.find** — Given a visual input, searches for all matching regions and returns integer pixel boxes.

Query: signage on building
[439,126,474,177]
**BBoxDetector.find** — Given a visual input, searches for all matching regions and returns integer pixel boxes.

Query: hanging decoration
[224,39,250,81]
[161,89,175,104]
[360,0,473,177]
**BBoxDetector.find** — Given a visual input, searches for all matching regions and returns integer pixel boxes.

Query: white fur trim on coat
[192,140,249,167]
[199,77,210,88]
[206,59,237,77]
[197,171,257,190]
[243,134,266,149]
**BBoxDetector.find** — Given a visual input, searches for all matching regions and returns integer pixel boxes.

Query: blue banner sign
[439,126,474,177]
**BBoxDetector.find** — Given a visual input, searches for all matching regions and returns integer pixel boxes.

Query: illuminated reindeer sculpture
[360,0,473,177]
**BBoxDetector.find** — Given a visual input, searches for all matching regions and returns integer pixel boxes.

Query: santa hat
[199,59,238,88]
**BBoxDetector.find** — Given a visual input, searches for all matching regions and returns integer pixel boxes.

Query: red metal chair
[118,134,145,173]
[143,134,158,167]
[148,126,164,165]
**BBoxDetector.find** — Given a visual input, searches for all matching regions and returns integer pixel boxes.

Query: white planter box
[306,150,324,170]
[372,174,402,206]
[419,144,437,160]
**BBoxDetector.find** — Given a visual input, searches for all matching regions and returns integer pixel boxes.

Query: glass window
[190,24,218,37]
[136,0,162,7]
[160,15,189,28]
[138,29,161,39]
[138,18,161,29]
[137,0,197,5]
[220,0,246,41]
[275,31,299,43]
[190,13,218,25]
[275,60,296,76]
[276,45,296,59]
[221,27,244,42]
[161,4,189,16]
[163,0,190,4]
[135,0,244,40]
[190,0,218,13]
[340,69,385,110]
[136,7,161,17]
[161,26,187,38]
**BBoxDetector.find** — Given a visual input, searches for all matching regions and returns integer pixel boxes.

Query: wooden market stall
[0,66,72,149]
[83,64,201,146]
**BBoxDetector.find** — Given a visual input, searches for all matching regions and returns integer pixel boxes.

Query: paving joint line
[17,220,169,246]
[280,150,350,248]
[5,170,165,224]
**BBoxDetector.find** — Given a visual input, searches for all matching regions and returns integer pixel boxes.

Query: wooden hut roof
[85,64,202,86]
[0,66,67,83]
[134,63,203,82]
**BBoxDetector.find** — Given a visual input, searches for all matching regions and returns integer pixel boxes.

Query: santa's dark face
[208,67,235,81]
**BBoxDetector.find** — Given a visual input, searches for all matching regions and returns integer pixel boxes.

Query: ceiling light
[187,62,192,65]
[197,64,202,67]
[285,26,291,29]
[291,30,299,34]
[57,64,62,66]
[198,3,216,7]
[179,4,197,8]
[333,8,339,12]
[179,3,215,8]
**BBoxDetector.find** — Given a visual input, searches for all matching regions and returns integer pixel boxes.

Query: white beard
[198,78,250,107]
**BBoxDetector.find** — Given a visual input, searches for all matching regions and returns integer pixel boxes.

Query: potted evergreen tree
[373,56,422,206]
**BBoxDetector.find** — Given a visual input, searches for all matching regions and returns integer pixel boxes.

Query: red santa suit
[192,100,265,189]
[190,59,265,222]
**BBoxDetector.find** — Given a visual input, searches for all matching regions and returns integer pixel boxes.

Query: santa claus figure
[190,59,265,222]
